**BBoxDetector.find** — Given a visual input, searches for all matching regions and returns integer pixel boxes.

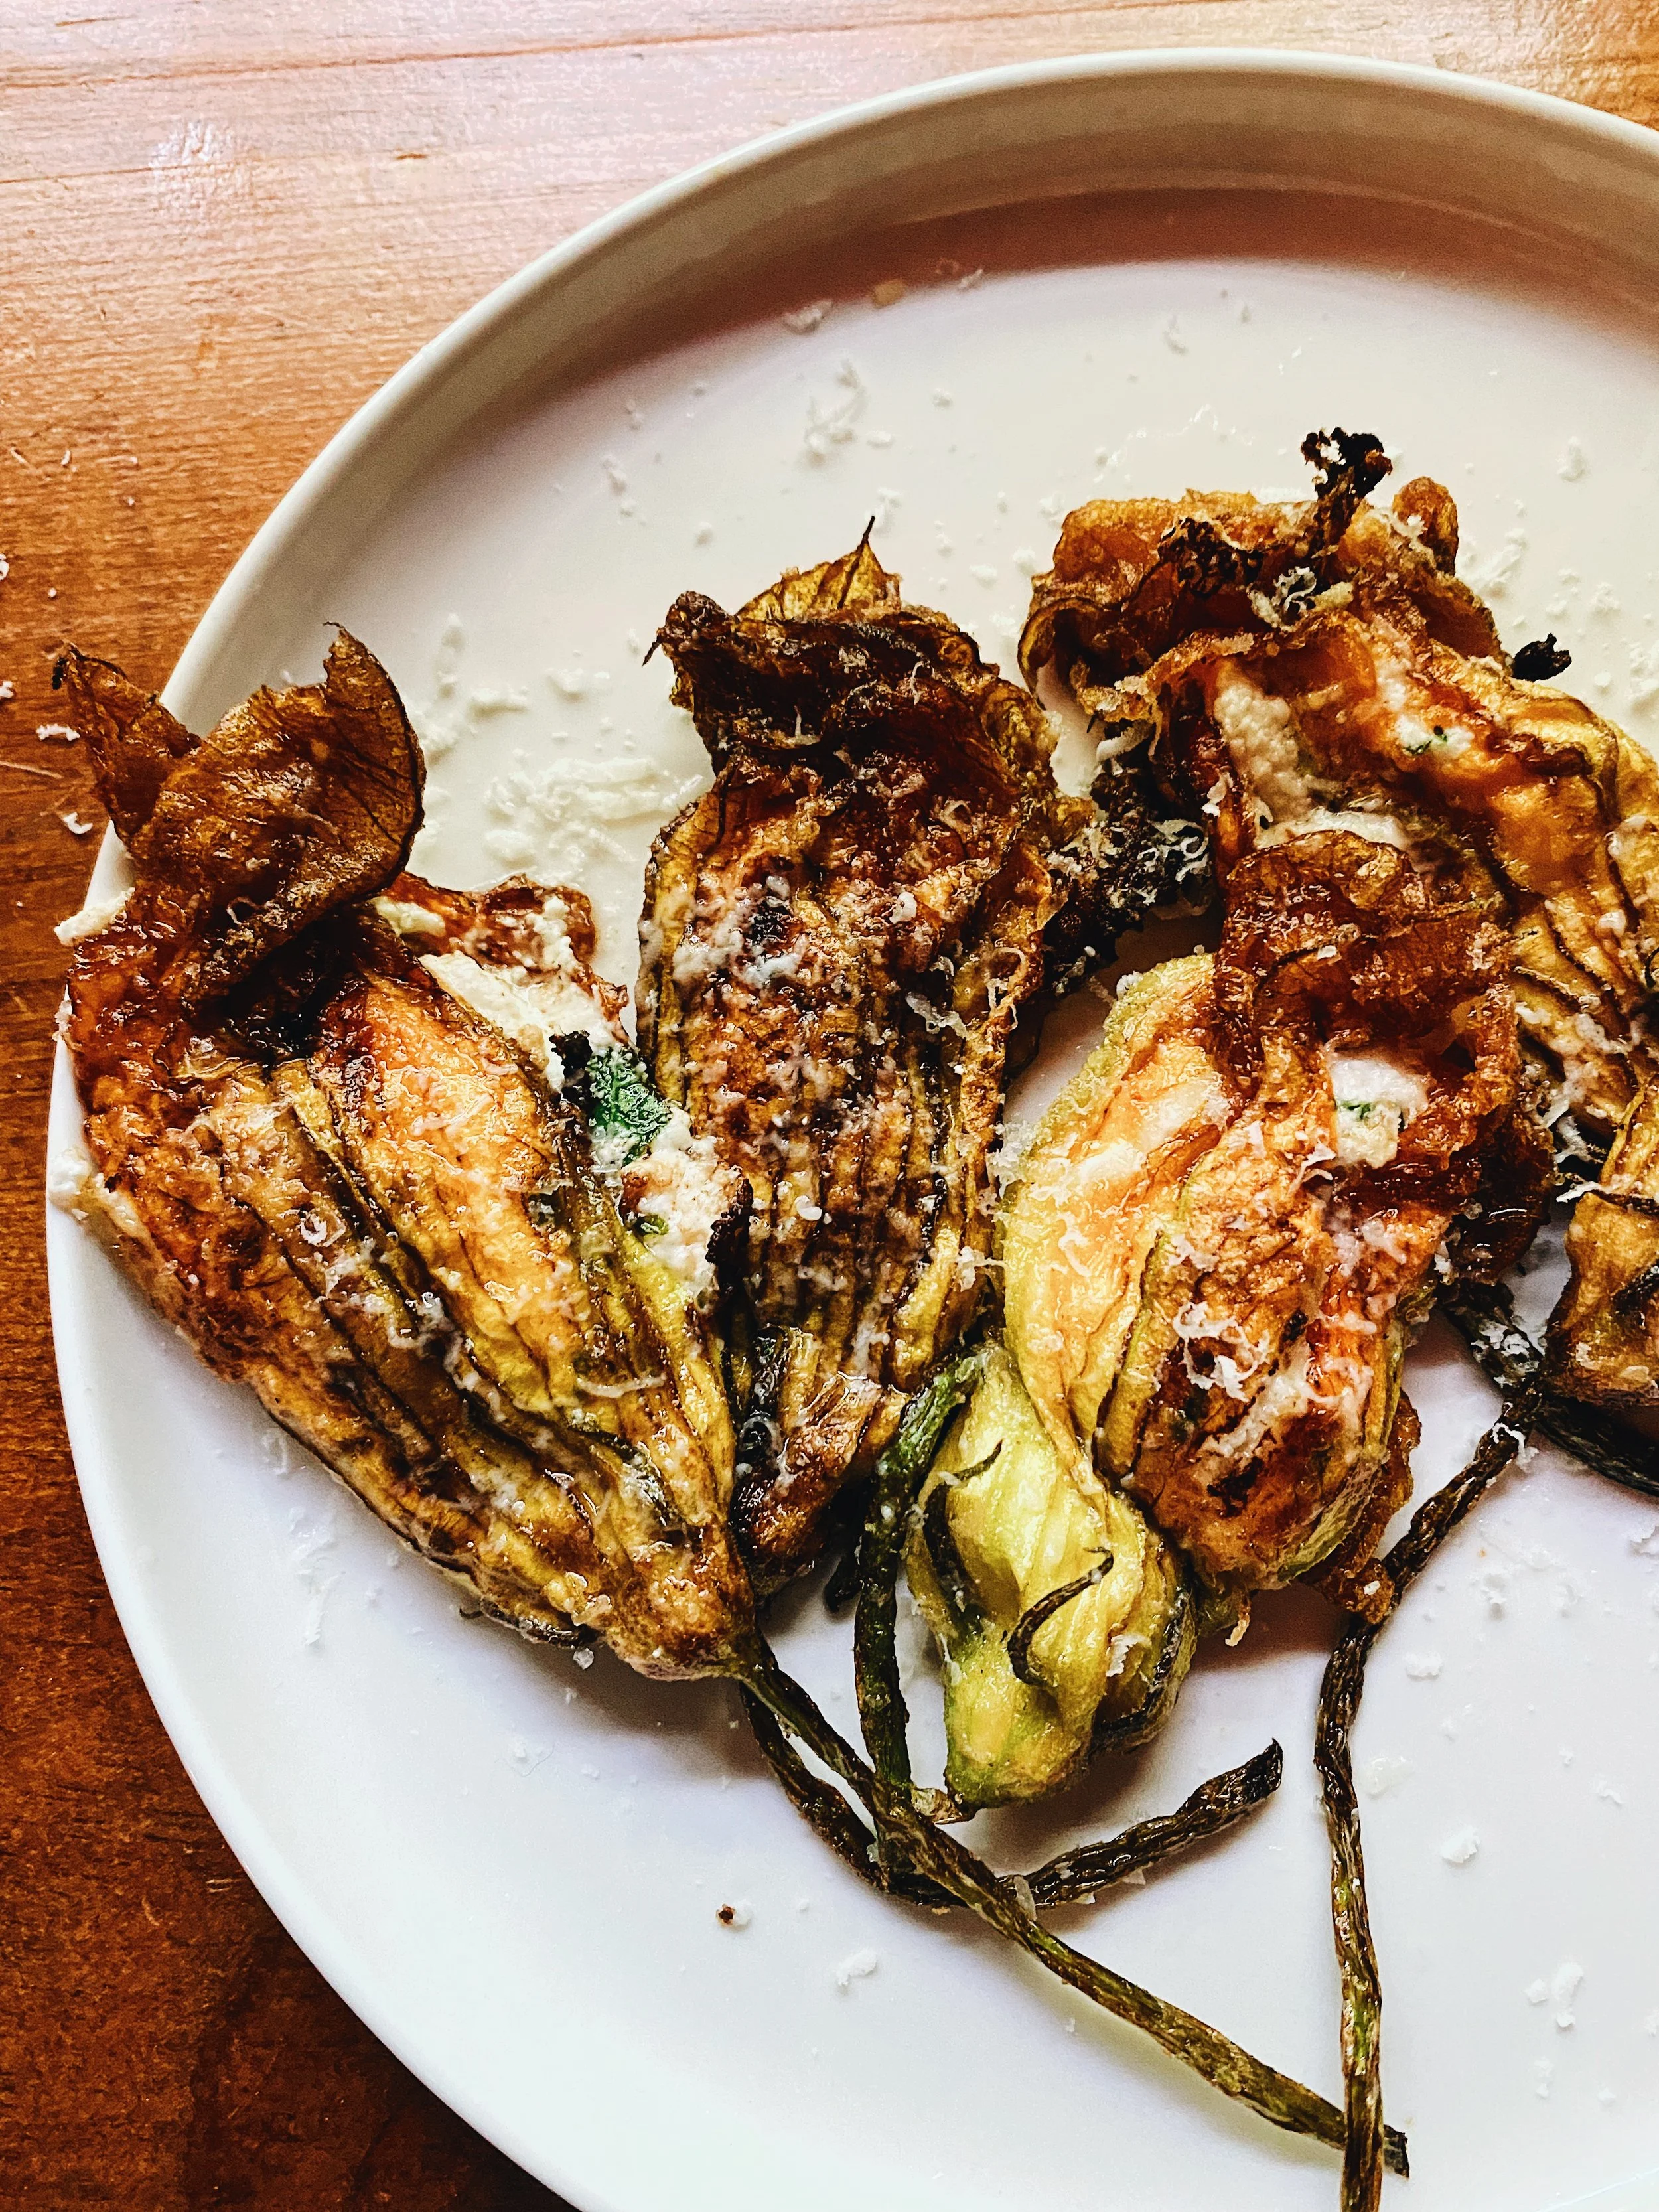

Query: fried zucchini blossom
[1017,429,1659,2205]
[638,534,1091,1587]
[54,635,751,1678]
[1019,431,1659,1415]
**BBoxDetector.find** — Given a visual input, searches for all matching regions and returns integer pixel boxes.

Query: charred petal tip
[1007,1555,1112,1687]
[1300,427,1392,500]
[1159,515,1263,595]
[1250,1739,1285,1793]
[1511,633,1573,681]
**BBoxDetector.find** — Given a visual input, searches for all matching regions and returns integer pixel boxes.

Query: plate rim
[46,44,1659,2209]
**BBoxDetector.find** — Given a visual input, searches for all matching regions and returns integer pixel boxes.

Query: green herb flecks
[586,1046,672,1164]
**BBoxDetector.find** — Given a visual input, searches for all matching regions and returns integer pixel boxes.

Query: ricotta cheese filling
[1212,661,1416,854]
[1325,1049,1429,1169]
[597,1104,735,1305]
[413,889,628,1082]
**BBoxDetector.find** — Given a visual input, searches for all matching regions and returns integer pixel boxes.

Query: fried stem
[1314,1386,1537,2208]
[744,1698,1283,1915]
[1442,1280,1659,1500]
[1023,1741,1283,1908]
[853,1349,985,1801]
[743,1645,1406,2174]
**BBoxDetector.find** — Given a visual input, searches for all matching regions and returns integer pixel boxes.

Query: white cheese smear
[1209,660,1309,824]
[1325,1049,1429,1169]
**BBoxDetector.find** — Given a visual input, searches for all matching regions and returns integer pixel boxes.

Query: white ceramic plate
[47,52,1659,2212]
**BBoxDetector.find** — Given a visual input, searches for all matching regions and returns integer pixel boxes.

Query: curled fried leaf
[52,645,195,843]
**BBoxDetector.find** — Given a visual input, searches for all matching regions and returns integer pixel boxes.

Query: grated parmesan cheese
[1209,662,1309,824]
[54,889,129,944]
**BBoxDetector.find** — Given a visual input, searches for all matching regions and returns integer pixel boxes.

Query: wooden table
[3,5,1656,2203]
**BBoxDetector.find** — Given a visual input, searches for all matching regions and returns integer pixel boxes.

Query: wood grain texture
[3,4,1656,2203]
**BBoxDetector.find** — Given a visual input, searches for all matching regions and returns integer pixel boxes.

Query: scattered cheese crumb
[36,722,78,743]
[803,358,866,460]
[1559,437,1587,481]
[1358,1755,1412,1798]
[1440,1824,1480,1866]
[1551,1961,1583,2028]
[1467,527,1527,600]
[1526,1978,1549,2005]
[1404,1653,1443,1680]
[1474,1566,1511,1617]
[46,1144,90,1217]
[58,810,94,837]
[782,298,833,333]
[1533,2058,1553,2099]
[467,686,528,717]
[834,1947,880,1990]
[1595,1778,1625,1805]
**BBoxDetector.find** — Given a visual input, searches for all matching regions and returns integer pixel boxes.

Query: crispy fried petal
[1023,436,1657,1418]
[52,646,195,842]
[1548,1083,1659,1409]
[130,631,425,1009]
